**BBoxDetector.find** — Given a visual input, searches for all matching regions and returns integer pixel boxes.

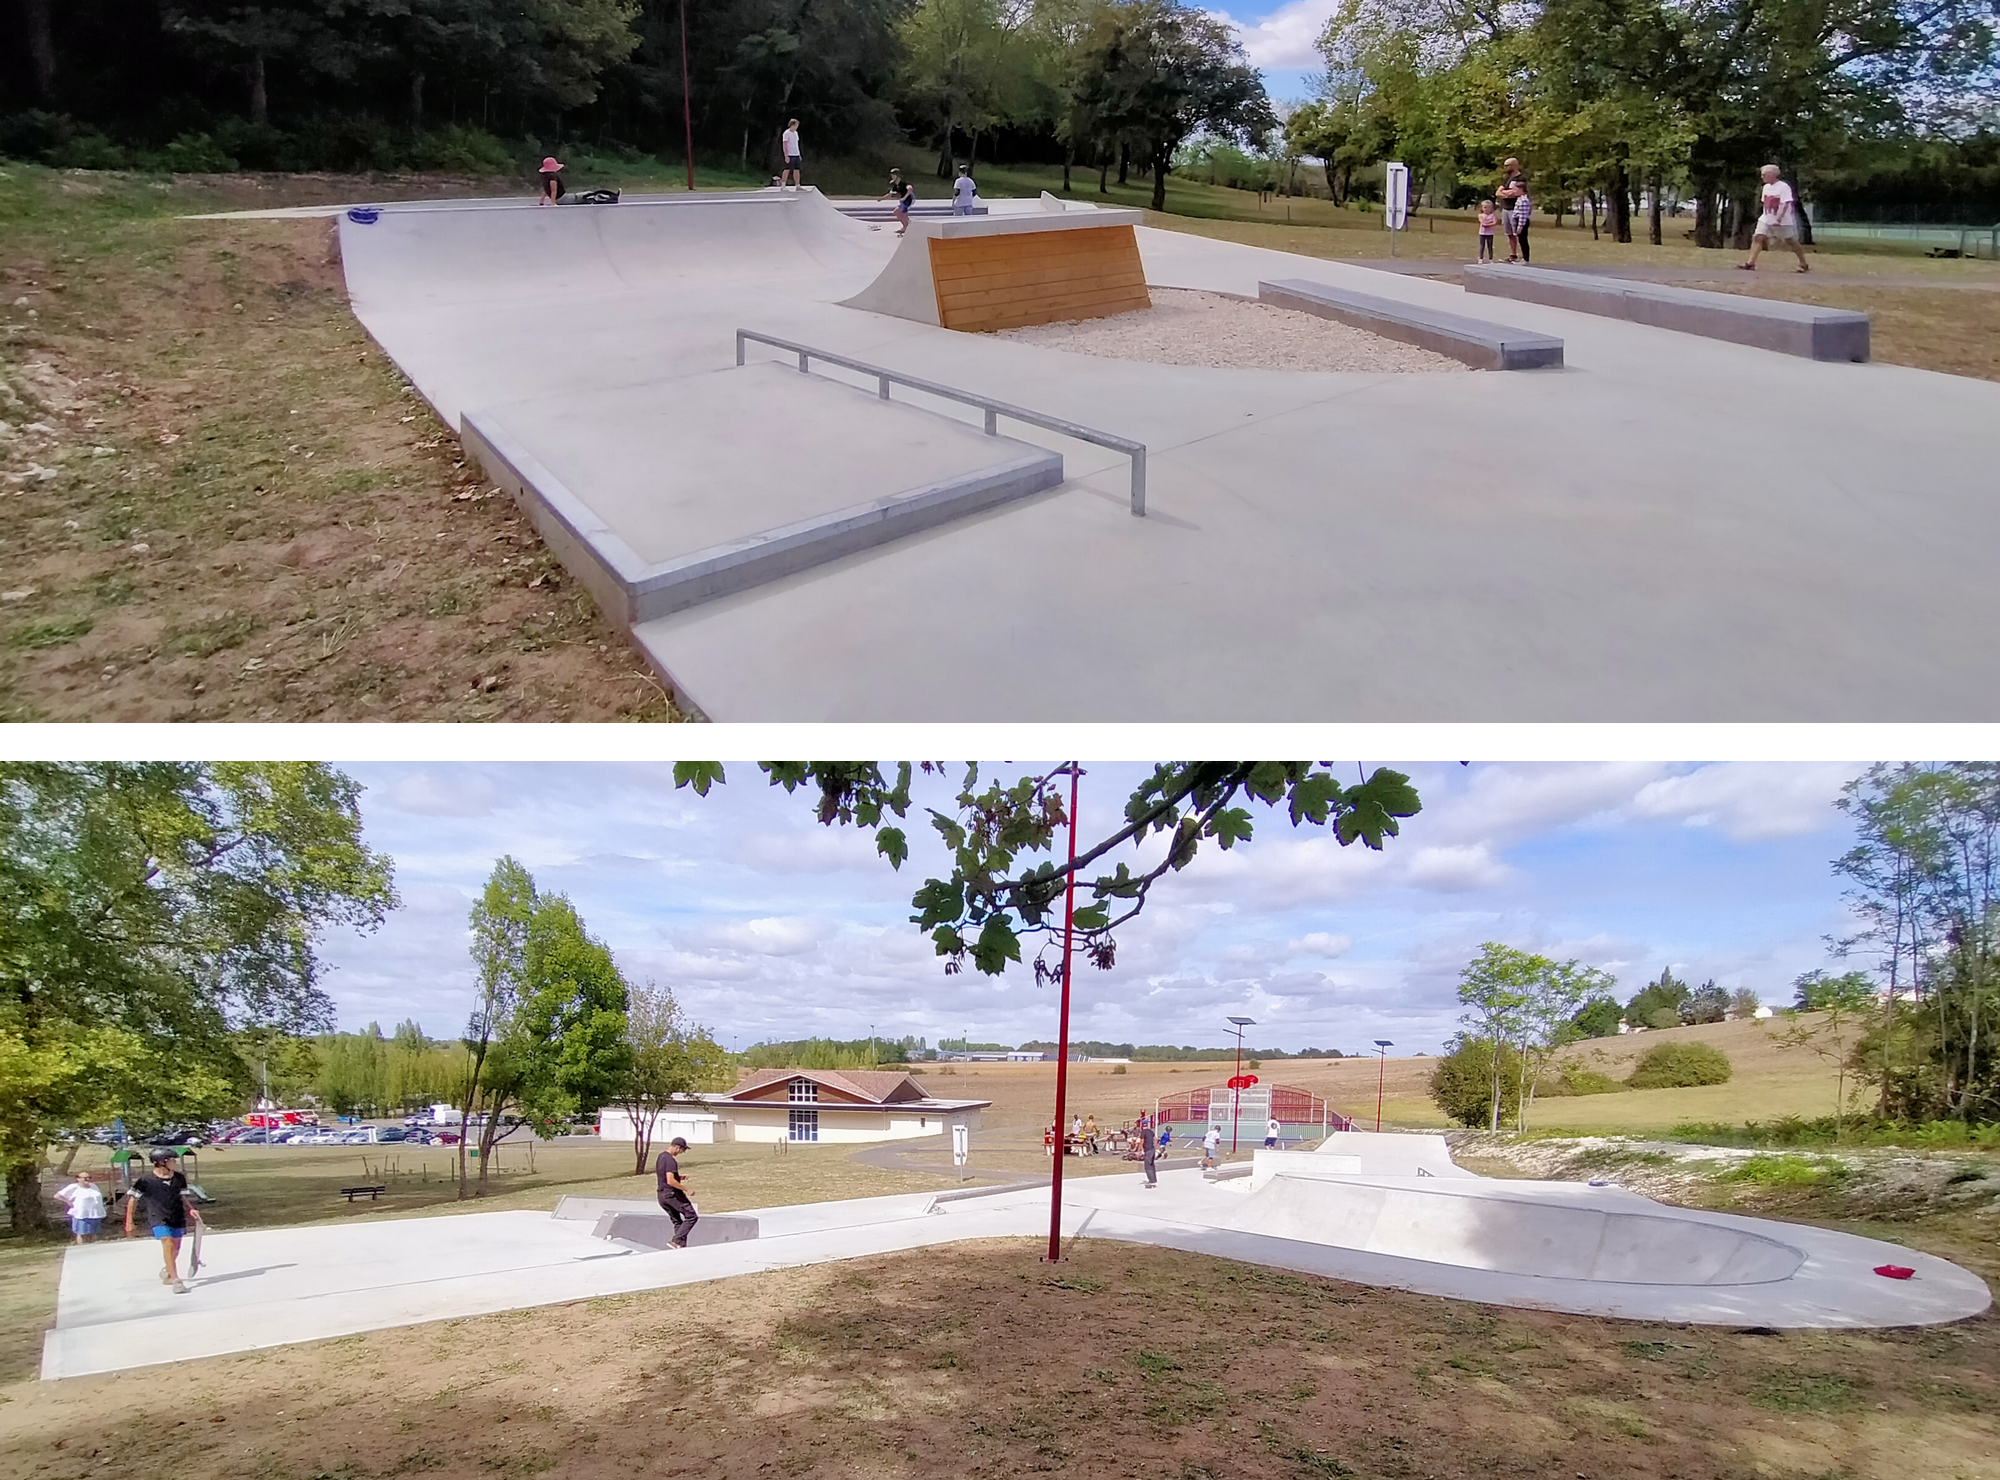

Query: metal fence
[1811,221,2000,258]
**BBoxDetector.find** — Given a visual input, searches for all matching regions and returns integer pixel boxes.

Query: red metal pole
[1375,1048,1387,1132]
[1045,764,1080,1264]
[678,0,695,191]
[1231,1030,1242,1154]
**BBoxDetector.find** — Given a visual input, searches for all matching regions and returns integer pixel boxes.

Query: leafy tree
[1729,987,1762,1019]
[0,763,395,1234]
[612,980,731,1175]
[672,763,1420,983]
[459,855,536,1197]
[1682,979,1730,1024]
[1454,943,1535,1131]
[1625,1041,1732,1088]
[1572,996,1623,1038]
[512,894,632,1127]
[899,0,1024,175]
[1085,0,1276,210]
[1428,1036,1522,1127]
[1625,968,1690,1029]
[1794,968,1879,1013]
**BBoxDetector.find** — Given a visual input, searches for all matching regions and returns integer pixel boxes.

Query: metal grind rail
[735,328,1148,516]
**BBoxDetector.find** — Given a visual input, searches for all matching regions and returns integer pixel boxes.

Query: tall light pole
[1226,1015,1256,1153]
[1045,763,1083,1264]
[1373,1040,1394,1132]
[678,0,695,190]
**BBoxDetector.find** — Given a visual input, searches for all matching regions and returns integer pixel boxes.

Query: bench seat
[1462,265,1869,361]
[1258,278,1564,370]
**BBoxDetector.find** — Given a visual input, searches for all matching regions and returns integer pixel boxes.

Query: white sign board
[1385,162,1410,231]
[952,1122,970,1167]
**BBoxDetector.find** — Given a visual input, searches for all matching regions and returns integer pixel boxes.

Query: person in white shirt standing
[951,164,978,215]
[1200,1125,1222,1170]
[780,119,803,190]
[1740,164,1809,273]
[56,1172,106,1243]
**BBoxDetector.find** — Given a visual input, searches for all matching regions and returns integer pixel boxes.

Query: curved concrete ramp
[1311,1130,1476,1177]
[1230,1176,1803,1284]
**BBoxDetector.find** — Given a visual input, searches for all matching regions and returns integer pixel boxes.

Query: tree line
[1283,0,2000,243]
[1,0,1276,211]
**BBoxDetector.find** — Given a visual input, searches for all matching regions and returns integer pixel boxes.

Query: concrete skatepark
[321,187,2000,720]
[42,1132,1989,1380]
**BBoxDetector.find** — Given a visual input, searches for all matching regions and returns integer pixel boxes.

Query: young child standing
[1476,199,1499,261]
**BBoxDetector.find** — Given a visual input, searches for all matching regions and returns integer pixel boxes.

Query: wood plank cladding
[929,225,1150,333]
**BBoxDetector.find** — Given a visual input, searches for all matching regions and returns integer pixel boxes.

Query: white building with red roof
[714,1067,990,1144]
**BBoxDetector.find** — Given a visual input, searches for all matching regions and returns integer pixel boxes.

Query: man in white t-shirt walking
[780,120,803,190]
[1739,164,1809,273]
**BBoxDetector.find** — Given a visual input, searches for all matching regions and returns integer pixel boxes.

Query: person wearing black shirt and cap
[124,1149,199,1293]
[654,1137,698,1248]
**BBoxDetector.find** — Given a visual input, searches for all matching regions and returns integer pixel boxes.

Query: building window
[788,1077,817,1103]
[789,1107,819,1142]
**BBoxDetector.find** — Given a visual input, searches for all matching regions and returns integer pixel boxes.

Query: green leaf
[1072,902,1111,930]
[971,914,1023,975]
[876,827,909,869]
[1336,768,1422,849]
[670,762,725,796]
[1207,806,1255,849]
[910,877,965,929]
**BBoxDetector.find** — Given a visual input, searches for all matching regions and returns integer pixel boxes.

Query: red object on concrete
[1874,1264,1916,1279]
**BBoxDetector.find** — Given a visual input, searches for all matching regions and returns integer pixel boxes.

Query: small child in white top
[56,1172,106,1243]
[1476,199,1499,262]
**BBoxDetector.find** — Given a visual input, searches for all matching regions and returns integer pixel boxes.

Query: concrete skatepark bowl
[331,188,2000,719]
[40,1134,1988,1380]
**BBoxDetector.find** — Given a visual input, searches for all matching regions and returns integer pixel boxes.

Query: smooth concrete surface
[1464,264,1872,361]
[336,189,2000,719]
[465,362,1062,625]
[42,1163,1992,1379]
[1312,1130,1479,1178]
[1259,277,1563,369]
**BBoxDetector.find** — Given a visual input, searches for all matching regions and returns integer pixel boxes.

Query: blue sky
[1209,0,1332,109]
[313,762,1867,1056]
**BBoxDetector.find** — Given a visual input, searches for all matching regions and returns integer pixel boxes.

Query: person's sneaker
[171,1280,188,1293]
[669,1239,687,1249]
[159,1268,172,1284]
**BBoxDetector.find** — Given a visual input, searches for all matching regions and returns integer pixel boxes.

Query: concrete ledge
[1462,264,1870,361]
[592,1210,760,1250]
[463,408,1063,628]
[1259,278,1563,370]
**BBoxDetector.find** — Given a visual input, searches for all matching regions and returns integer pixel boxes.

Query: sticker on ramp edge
[346,207,381,225]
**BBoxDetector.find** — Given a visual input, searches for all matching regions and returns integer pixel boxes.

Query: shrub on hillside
[1646,1007,1679,1030]
[1572,997,1623,1038]
[1427,1038,1522,1127]
[1540,1063,1623,1097]
[1626,1042,1732,1089]
[1681,980,1729,1024]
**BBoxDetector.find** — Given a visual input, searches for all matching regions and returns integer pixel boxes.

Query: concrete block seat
[1258,278,1563,370]
[1463,264,1870,362]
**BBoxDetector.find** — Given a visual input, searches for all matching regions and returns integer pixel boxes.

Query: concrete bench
[592,1210,759,1250]
[1258,278,1564,370]
[1462,265,1870,362]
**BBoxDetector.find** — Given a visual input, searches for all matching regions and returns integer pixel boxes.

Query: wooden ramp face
[929,224,1149,332]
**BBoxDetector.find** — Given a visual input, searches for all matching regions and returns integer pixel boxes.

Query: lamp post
[1226,1015,1256,1153]
[1373,1040,1393,1132]
[677,0,695,190]
[1045,763,1083,1264]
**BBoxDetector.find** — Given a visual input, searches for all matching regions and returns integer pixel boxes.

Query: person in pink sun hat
[538,156,565,206]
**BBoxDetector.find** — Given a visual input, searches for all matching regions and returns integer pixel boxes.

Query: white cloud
[1208,0,1336,70]
[692,916,832,957]
[380,769,501,818]
[1288,931,1353,958]
[1627,763,1859,841]
[1401,844,1513,893]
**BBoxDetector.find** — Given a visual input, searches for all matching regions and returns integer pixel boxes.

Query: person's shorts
[1264,1137,1278,1147]
[785,156,802,171]
[1757,222,1798,241]
[151,1224,184,1240]
[71,1217,101,1236]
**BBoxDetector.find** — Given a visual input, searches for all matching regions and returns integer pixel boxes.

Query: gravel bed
[992,287,1467,373]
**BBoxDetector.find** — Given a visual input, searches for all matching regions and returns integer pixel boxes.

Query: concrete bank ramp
[1231,1175,1803,1285]
[339,189,887,315]
[1314,1130,1477,1178]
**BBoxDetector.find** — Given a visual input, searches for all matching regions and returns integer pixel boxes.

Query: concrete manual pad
[464,361,1062,628]
[1259,277,1563,369]
[1464,263,1870,361]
